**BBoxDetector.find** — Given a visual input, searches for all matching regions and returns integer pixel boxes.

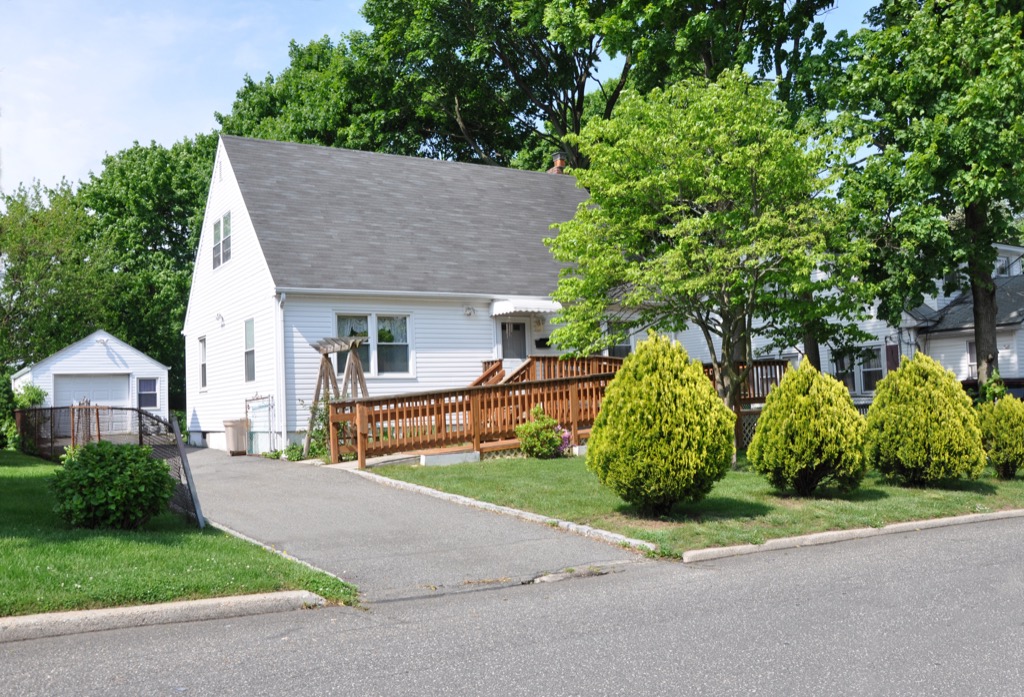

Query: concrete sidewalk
[186,448,640,602]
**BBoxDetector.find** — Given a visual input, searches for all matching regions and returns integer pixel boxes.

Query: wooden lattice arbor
[303,337,369,457]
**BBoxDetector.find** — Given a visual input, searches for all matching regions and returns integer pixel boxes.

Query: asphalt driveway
[185,448,640,602]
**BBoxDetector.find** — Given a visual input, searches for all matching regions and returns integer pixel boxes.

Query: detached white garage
[11,330,169,421]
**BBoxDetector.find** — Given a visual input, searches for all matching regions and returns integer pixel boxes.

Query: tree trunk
[803,331,821,371]
[966,204,999,383]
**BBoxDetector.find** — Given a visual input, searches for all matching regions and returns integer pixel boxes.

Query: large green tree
[826,0,1024,383]
[220,1,837,168]
[78,133,218,407]
[547,71,848,409]
[0,182,111,369]
[217,34,432,158]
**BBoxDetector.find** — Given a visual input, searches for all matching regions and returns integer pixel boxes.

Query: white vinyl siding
[182,139,278,448]
[11,330,169,421]
[285,295,497,434]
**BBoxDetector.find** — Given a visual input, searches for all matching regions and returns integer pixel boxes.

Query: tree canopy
[547,70,849,407]
[826,0,1024,382]
[219,0,837,169]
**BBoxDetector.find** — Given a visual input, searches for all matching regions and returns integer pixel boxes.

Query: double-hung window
[860,348,884,392]
[213,212,232,269]
[833,347,884,394]
[199,337,207,388]
[336,314,410,375]
[244,319,255,382]
[138,379,158,409]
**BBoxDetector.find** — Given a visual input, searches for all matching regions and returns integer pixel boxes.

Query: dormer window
[213,212,232,269]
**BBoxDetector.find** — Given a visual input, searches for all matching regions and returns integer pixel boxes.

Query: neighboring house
[10,329,169,420]
[675,242,1024,401]
[183,135,588,452]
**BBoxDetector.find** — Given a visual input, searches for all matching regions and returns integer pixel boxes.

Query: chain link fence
[14,406,204,528]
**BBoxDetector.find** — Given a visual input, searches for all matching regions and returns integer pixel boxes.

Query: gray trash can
[224,419,248,456]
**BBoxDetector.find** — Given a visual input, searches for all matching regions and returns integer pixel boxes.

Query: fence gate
[245,395,275,454]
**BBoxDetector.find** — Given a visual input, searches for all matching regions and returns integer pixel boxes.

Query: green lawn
[375,455,1024,556]
[1,450,357,617]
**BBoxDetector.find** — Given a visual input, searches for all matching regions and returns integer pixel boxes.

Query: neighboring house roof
[919,275,1024,333]
[220,135,589,297]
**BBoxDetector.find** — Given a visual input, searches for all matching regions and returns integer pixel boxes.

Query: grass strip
[1,450,357,617]
[375,455,1024,556]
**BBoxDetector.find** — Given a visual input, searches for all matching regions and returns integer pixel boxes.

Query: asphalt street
[4,516,1023,696]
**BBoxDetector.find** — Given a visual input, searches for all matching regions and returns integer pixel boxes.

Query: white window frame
[995,256,1011,278]
[137,378,158,410]
[213,211,232,269]
[968,341,977,379]
[244,318,255,383]
[833,346,885,395]
[199,337,207,389]
[335,312,413,377]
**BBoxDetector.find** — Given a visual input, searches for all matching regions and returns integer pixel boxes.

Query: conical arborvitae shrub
[586,334,735,514]
[977,395,1024,480]
[865,352,984,485]
[748,357,867,495]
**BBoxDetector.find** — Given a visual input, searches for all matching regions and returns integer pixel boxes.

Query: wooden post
[95,408,101,444]
[356,403,368,469]
[70,407,76,448]
[470,391,482,452]
[569,379,580,446]
[329,404,339,464]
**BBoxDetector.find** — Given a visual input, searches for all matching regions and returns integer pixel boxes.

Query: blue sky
[0,0,870,193]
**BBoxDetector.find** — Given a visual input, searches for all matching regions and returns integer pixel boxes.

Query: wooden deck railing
[503,355,625,383]
[702,360,788,404]
[469,359,504,386]
[330,373,616,467]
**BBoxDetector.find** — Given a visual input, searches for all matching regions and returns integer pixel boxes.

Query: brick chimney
[546,151,567,174]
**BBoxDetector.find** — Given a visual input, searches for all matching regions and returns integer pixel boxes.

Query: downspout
[275,291,288,448]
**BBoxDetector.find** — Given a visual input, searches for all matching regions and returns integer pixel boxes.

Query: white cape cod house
[182,136,586,451]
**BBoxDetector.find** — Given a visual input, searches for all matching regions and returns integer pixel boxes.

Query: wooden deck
[329,355,790,467]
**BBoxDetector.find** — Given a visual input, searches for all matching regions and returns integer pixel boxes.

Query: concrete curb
[682,508,1024,563]
[0,591,325,644]
[349,469,657,553]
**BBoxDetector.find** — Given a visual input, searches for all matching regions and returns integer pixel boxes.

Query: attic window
[213,212,232,269]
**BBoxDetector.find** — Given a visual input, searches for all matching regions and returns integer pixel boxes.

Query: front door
[500,321,528,371]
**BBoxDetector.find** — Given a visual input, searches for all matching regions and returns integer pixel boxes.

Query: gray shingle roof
[220,135,588,296]
[921,275,1024,333]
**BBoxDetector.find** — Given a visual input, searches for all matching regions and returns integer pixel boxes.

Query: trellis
[303,337,369,457]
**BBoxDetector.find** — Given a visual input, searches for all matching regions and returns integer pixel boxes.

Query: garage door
[53,374,131,407]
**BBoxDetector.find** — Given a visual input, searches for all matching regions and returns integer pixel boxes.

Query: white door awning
[490,298,562,316]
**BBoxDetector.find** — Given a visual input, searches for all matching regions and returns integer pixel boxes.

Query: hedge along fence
[14,406,204,528]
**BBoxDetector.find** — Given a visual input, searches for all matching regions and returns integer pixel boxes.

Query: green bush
[978,395,1024,480]
[748,357,867,495]
[515,405,567,458]
[586,334,735,514]
[13,383,47,409]
[284,442,306,461]
[865,352,985,485]
[51,441,177,529]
